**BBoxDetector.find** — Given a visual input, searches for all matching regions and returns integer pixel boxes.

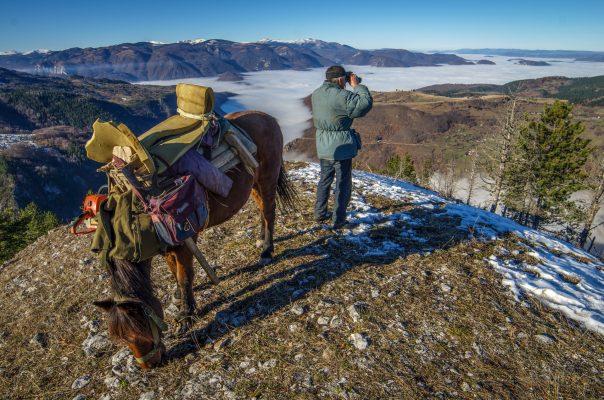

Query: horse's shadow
[164,212,469,362]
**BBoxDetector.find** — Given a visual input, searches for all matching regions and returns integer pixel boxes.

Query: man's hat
[326,65,346,80]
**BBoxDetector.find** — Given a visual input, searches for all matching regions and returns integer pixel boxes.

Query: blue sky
[1,0,603,52]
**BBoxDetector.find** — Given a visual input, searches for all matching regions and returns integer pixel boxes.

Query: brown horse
[93,111,297,368]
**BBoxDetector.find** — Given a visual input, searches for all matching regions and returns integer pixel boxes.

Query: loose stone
[534,334,556,345]
[347,302,368,323]
[291,305,305,316]
[350,333,370,350]
[72,375,92,390]
[30,332,48,348]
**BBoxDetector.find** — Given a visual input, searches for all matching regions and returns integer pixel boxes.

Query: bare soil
[286,91,604,171]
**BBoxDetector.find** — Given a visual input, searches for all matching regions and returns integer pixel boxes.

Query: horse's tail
[276,162,299,213]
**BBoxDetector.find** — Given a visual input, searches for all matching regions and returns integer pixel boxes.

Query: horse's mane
[105,258,156,340]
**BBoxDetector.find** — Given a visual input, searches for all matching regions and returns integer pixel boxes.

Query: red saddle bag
[147,175,208,247]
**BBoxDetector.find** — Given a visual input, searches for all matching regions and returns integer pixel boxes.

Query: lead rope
[133,304,168,364]
[176,108,213,121]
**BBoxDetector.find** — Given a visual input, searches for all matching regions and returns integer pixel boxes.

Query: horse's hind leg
[251,182,277,263]
[251,187,266,249]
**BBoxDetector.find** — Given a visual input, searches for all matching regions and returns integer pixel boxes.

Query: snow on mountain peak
[21,49,51,55]
[257,38,322,45]
[179,38,208,44]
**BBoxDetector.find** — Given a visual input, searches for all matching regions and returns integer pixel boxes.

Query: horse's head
[94,296,167,369]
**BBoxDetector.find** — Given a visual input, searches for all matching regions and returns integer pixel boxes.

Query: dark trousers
[314,158,352,224]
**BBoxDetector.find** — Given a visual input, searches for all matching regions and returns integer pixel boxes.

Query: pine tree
[504,101,592,229]
[0,203,59,263]
[400,154,417,183]
[383,153,417,183]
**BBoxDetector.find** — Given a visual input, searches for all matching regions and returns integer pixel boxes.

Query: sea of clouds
[141,54,604,144]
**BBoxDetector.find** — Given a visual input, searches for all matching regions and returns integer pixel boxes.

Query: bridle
[114,295,168,365]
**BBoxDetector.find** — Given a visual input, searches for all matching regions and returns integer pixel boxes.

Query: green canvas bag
[91,189,163,265]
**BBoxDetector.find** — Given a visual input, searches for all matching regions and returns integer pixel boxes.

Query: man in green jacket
[311,65,373,229]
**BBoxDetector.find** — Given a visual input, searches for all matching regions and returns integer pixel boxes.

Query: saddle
[85,83,258,188]
[86,83,259,267]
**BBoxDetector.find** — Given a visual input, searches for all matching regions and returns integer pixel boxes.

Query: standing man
[312,65,373,229]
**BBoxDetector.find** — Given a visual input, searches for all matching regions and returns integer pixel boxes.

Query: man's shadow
[165,209,469,361]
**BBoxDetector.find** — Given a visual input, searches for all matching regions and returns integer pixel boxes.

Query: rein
[114,295,168,365]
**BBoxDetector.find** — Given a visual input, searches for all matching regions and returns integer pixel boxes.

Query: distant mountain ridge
[455,48,604,61]
[0,38,472,82]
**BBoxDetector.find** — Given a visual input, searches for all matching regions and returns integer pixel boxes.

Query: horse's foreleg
[164,252,181,302]
[173,244,197,320]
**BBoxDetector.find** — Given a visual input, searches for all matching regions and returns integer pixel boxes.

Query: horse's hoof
[256,240,264,248]
[258,257,272,266]
[173,316,193,335]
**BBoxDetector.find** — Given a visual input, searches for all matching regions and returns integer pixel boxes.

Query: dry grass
[558,273,582,285]
[0,172,603,399]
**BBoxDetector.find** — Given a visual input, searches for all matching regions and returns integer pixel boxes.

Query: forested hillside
[418,75,604,106]
[0,68,182,221]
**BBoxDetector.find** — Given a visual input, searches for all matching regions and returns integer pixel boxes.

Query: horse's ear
[93,298,116,312]
[114,300,143,310]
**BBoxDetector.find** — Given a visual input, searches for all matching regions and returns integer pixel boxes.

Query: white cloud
[140,55,604,145]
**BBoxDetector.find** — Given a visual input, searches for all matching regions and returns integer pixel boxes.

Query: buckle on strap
[142,303,168,333]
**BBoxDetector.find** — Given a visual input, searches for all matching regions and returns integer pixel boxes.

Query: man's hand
[349,73,359,88]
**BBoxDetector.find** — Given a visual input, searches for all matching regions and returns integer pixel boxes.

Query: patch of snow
[289,163,604,335]
[0,134,34,149]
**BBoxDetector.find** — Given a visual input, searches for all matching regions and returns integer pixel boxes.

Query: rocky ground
[0,163,603,399]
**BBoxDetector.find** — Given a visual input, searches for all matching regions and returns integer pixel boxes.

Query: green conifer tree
[504,101,592,229]
[0,203,59,263]
[384,153,417,183]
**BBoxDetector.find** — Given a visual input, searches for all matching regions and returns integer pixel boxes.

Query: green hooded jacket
[311,81,373,160]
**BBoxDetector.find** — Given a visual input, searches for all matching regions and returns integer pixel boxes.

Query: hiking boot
[315,211,332,223]
[332,220,356,230]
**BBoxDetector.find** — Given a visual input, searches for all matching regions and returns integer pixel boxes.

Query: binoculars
[345,71,362,84]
